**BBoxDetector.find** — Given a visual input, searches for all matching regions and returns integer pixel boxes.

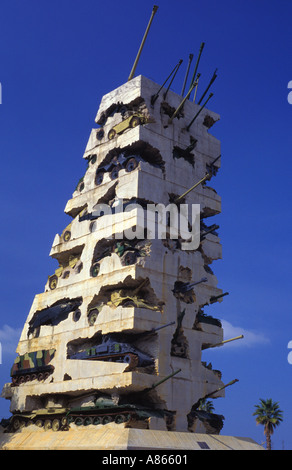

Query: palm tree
[198,399,215,413]
[253,398,283,450]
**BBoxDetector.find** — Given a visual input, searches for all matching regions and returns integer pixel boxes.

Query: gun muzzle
[151,59,184,106]
[209,292,229,304]
[202,335,244,350]
[197,68,217,105]
[189,42,205,89]
[128,5,159,82]
[174,172,212,203]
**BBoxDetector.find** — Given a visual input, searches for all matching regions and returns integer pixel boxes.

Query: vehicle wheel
[74,417,84,426]
[63,230,71,242]
[102,415,112,425]
[129,116,140,128]
[12,417,24,432]
[108,129,116,140]
[37,372,44,381]
[35,419,43,428]
[91,262,100,277]
[49,275,58,290]
[73,309,81,322]
[44,419,52,431]
[114,414,125,424]
[125,157,138,172]
[123,353,139,369]
[93,416,101,425]
[95,170,105,186]
[109,165,121,180]
[96,129,104,141]
[88,309,98,326]
[52,419,61,432]
[84,417,93,426]
[121,251,137,266]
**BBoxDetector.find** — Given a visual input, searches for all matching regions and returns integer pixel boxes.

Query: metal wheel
[74,416,84,426]
[96,129,104,141]
[95,170,104,186]
[49,275,58,290]
[93,416,101,425]
[52,419,61,432]
[88,309,99,326]
[123,353,139,369]
[44,419,52,431]
[91,262,100,277]
[35,419,43,428]
[109,165,121,180]
[108,129,116,140]
[84,416,93,426]
[114,414,126,424]
[125,157,138,172]
[129,116,140,128]
[121,251,137,266]
[102,415,112,425]
[63,230,71,242]
[12,417,24,432]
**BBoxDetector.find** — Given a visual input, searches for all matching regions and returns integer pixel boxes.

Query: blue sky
[0,0,292,450]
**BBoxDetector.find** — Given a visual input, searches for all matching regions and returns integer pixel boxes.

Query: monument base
[0,427,263,450]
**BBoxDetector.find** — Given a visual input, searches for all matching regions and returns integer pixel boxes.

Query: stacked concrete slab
[2,75,227,435]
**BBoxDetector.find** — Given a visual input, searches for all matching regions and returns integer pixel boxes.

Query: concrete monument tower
[1,7,263,451]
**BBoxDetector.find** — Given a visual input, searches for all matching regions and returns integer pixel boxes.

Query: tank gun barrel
[151,59,184,106]
[151,368,181,389]
[200,224,220,241]
[209,292,229,304]
[128,5,159,81]
[174,173,211,203]
[197,68,218,105]
[181,53,194,97]
[168,80,197,125]
[189,42,205,90]
[186,92,213,131]
[193,379,239,410]
[148,321,176,334]
[202,335,244,350]
[174,154,220,204]
[163,59,183,100]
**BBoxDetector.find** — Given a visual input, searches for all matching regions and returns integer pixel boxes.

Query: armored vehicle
[7,399,168,432]
[48,254,82,290]
[107,113,150,140]
[28,298,83,337]
[95,152,142,185]
[7,370,181,432]
[68,336,154,369]
[11,349,56,386]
